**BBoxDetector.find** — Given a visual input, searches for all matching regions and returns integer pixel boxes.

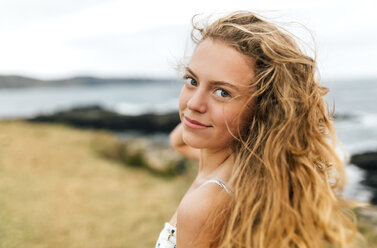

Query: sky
[0,0,376,80]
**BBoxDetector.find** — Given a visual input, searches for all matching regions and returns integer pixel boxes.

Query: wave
[360,113,377,127]
[343,164,373,202]
[334,111,377,154]
[108,98,179,116]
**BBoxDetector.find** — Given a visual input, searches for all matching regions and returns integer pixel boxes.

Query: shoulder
[176,182,232,247]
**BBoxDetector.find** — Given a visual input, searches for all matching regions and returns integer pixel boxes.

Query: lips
[184,116,211,128]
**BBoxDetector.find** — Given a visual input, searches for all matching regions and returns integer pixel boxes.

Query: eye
[183,75,197,87]
[214,88,231,98]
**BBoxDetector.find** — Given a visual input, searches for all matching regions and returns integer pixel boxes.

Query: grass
[355,206,377,247]
[0,120,376,247]
[0,120,194,248]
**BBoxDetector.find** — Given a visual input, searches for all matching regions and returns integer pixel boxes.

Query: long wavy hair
[187,11,362,248]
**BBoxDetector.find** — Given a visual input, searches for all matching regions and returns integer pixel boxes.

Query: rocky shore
[351,151,377,204]
[28,105,180,133]
[27,105,377,204]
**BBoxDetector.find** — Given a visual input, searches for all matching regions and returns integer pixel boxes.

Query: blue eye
[183,75,231,99]
[184,76,197,86]
[215,89,231,98]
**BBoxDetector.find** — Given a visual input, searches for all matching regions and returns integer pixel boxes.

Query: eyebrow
[185,67,241,91]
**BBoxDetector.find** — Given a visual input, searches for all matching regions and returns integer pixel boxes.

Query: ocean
[1,78,376,202]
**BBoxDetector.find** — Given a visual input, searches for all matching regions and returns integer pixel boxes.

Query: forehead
[189,39,255,89]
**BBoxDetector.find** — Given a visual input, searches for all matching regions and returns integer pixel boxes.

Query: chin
[182,133,208,149]
[184,139,206,149]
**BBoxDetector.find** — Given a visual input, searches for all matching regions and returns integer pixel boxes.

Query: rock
[120,137,191,175]
[27,105,180,133]
[333,113,357,121]
[93,134,194,176]
[351,151,377,204]
[351,151,377,171]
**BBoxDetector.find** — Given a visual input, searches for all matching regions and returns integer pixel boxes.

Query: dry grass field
[0,121,194,248]
[0,120,375,248]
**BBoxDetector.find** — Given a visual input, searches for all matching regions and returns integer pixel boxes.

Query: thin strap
[201,179,233,195]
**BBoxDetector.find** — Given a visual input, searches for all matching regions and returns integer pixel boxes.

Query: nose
[187,89,207,113]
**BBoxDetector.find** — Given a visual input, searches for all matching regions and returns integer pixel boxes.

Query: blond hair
[189,11,361,248]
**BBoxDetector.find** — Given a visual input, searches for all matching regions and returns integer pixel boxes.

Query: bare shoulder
[176,182,232,247]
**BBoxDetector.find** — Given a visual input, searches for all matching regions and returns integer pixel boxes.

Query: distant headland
[0,75,178,88]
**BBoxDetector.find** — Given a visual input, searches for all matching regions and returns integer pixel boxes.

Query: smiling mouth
[183,116,211,129]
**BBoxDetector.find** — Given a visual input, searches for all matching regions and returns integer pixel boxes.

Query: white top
[155,178,232,248]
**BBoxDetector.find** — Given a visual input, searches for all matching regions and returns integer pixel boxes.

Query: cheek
[178,88,189,114]
[219,103,252,136]
[214,107,241,132]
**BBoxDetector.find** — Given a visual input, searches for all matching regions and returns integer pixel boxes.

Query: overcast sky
[0,0,375,80]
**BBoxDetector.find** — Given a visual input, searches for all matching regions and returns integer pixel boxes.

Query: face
[179,38,255,150]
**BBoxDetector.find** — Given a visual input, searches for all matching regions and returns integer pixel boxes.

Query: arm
[169,122,200,161]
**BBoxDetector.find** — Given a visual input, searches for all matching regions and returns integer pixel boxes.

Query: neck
[197,147,234,181]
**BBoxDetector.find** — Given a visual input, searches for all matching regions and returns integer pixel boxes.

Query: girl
[155,10,360,248]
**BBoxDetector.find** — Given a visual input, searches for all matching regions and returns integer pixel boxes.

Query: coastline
[23,105,377,204]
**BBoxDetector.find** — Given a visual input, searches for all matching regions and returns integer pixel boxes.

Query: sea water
[0,80,183,118]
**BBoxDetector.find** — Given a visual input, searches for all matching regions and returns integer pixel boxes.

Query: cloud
[0,0,375,79]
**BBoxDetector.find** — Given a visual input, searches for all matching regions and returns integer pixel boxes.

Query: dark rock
[333,113,357,121]
[351,151,377,171]
[351,151,377,204]
[27,105,180,133]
